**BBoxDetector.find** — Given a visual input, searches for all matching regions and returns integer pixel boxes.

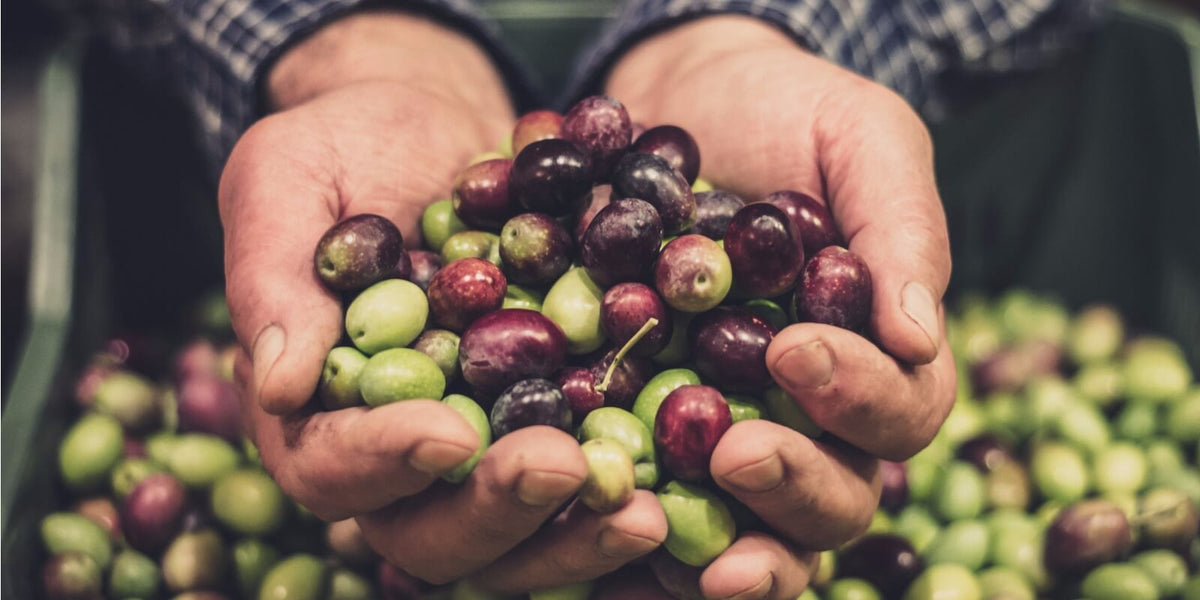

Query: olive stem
[595,318,659,393]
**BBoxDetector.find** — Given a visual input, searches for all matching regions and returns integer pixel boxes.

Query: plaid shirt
[74,0,1107,173]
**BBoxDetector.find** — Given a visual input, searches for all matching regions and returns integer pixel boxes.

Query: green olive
[442,231,502,267]
[893,505,940,553]
[319,347,369,410]
[257,554,327,600]
[529,580,594,600]
[1131,550,1188,597]
[167,434,240,488]
[651,311,694,366]
[925,519,990,570]
[657,480,736,567]
[94,371,162,432]
[1093,442,1148,494]
[345,279,429,355]
[41,512,113,569]
[162,530,228,592]
[1166,388,1200,444]
[579,439,636,513]
[632,369,700,432]
[1124,337,1192,403]
[234,538,280,598]
[211,468,287,536]
[442,394,490,483]
[111,458,164,499]
[109,549,161,599]
[763,386,822,438]
[502,284,546,311]
[932,462,986,521]
[578,407,658,488]
[827,578,881,600]
[421,199,469,253]
[1030,442,1089,502]
[542,267,606,355]
[978,566,1034,600]
[327,568,373,600]
[1054,403,1111,455]
[359,348,446,406]
[902,563,982,600]
[723,394,765,422]
[59,413,125,491]
[1080,563,1160,600]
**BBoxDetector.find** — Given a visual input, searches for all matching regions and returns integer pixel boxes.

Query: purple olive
[394,248,413,280]
[174,339,219,383]
[724,203,805,298]
[655,385,732,481]
[879,461,909,512]
[588,348,655,410]
[837,534,924,597]
[459,309,569,396]
[314,214,405,291]
[761,190,842,257]
[649,551,705,600]
[176,375,243,442]
[1044,499,1133,575]
[688,190,744,240]
[426,258,507,332]
[490,378,572,438]
[972,340,1062,394]
[512,110,564,156]
[581,198,663,287]
[956,433,1017,472]
[574,184,613,243]
[499,213,573,285]
[689,308,777,392]
[121,473,187,553]
[601,283,673,357]
[632,125,701,184]
[510,139,593,216]
[451,158,514,230]
[73,497,121,542]
[43,552,103,600]
[654,235,733,313]
[611,153,696,234]
[562,95,632,180]
[794,246,873,333]
[406,250,442,291]
[557,367,605,421]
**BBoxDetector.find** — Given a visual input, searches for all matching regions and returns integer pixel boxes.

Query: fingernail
[721,574,774,600]
[408,440,474,476]
[772,340,833,390]
[901,282,940,355]
[515,470,583,508]
[252,325,285,406]
[722,454,784,493]
[597,527,662,559]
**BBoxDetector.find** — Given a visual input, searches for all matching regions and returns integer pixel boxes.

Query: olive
[109,549,161,599]
[257,554,328,600]
[1043,499,1133,575]
[210,468,287,536]
[42,552,103,600]
[40,512,113,569]
[59,414,125,492]
[837,534,923,598]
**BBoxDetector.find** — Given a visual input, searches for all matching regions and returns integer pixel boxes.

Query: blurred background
[3,0,1199,395]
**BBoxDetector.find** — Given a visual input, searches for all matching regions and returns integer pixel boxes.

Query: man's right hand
[220,9,666,590]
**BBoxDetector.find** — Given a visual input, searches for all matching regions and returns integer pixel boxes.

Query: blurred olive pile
[795,291,1200,600]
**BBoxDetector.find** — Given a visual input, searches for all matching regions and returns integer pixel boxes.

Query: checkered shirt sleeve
[567,0,1109,112]
[71,0,526,172]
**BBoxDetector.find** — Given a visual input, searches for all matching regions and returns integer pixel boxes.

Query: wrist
[606,15,796,107]
[267,9,512,119]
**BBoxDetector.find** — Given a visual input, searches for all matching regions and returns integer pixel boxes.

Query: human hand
[608,15,957,599]
[221,10,665,588]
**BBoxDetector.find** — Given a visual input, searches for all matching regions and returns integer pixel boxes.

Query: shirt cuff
[167,0,533,171]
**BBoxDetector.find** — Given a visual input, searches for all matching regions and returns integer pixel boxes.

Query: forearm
[267,8,513,122]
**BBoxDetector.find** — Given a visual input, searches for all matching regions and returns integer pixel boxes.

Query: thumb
[817,91,951,365]
[219,119,345,415]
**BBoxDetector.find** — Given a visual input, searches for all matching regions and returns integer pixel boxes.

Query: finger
[472,491,667,594]
[356,426,588,584]
[815,90,951,365]
[710,420,878,550]
[246,396,479,521]
[218,116,436,415]
[699,532,818,600]
[766,323,956,461]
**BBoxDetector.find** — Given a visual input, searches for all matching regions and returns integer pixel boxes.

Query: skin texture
[222,10,664,593]
[608,15,955,599]
[223,10,955,598]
